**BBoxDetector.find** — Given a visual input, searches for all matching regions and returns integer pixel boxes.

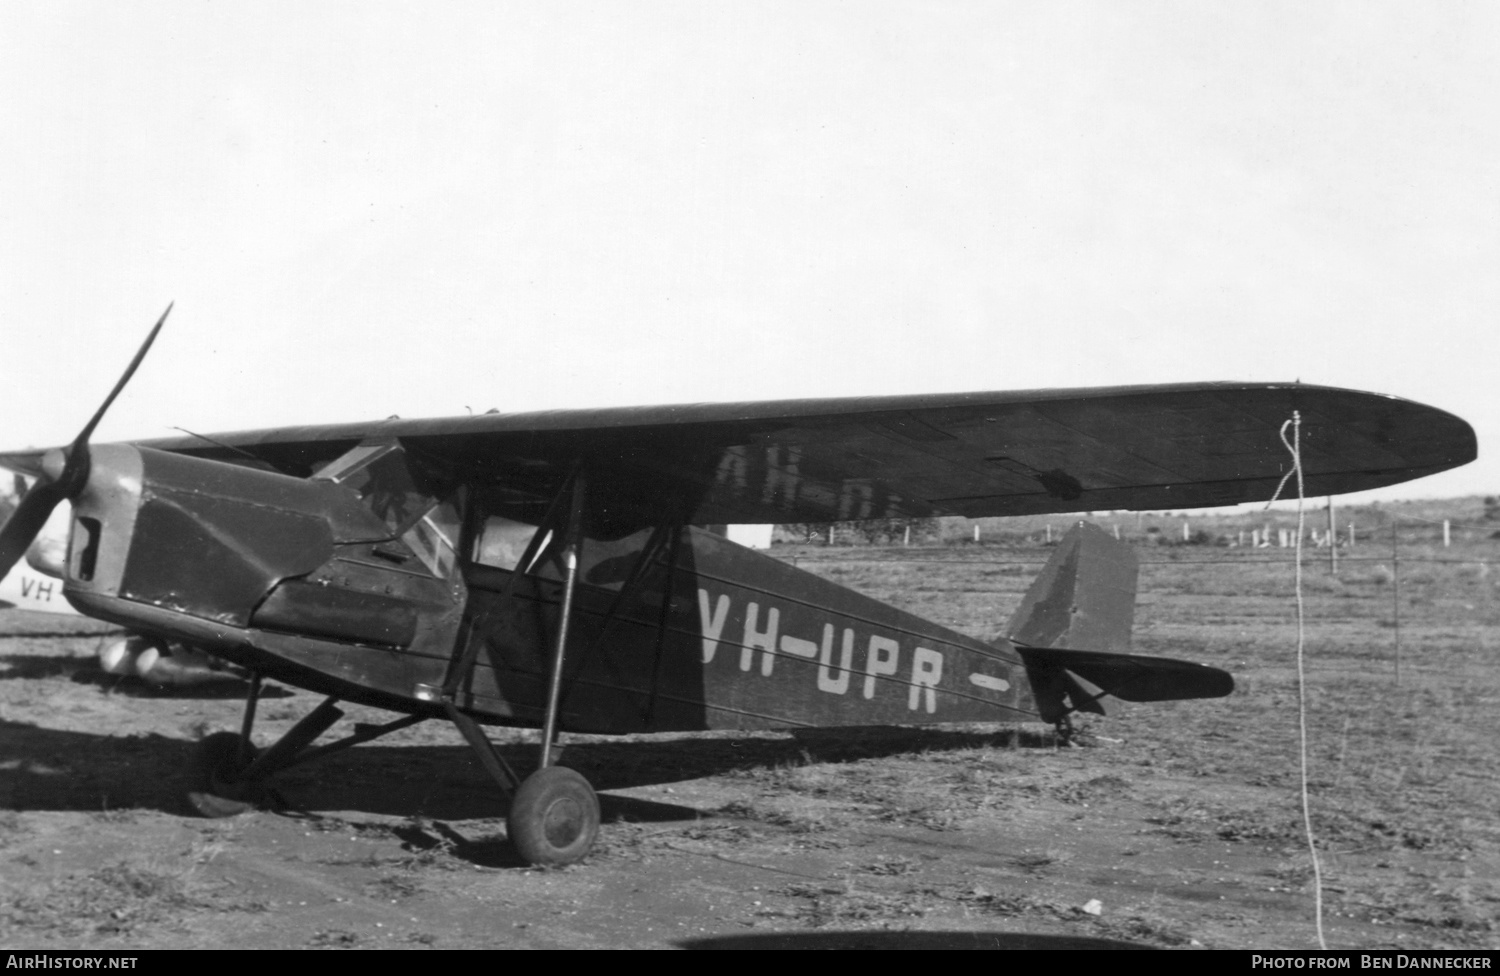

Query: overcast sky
[2,1,1494,506]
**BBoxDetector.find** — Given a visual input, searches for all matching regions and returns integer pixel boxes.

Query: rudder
[1004,520,1137,654]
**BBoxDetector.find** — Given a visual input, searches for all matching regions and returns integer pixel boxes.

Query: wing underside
[15,382,1476,528]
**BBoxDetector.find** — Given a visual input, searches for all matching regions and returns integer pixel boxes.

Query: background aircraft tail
[1005,521,1232,724]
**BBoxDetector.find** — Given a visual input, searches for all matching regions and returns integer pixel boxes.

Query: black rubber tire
[507,766,600,866]
[187,732,261,818]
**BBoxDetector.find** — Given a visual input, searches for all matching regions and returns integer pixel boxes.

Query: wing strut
[425,467,604,865]
[539,472,587,768]
[437,465,578,702]
[554,518,683,729]
[428,463,583,795]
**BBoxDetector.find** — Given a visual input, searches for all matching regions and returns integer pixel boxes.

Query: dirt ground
[1,539,1496,950]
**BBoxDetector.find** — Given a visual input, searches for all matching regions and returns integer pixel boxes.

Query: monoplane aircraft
[0,309,1476,864]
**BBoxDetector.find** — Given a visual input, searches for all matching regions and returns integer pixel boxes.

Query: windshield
[315,442,435,536]
[313,440,462,578]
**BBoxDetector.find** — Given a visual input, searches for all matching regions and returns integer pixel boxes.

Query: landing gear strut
[185,685,425,817]
[189,470,607,868]
[438,467,602,866]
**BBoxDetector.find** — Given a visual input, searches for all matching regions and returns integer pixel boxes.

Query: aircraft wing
[17,382,1477,527]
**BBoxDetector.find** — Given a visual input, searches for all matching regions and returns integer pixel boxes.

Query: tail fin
[1006,521,1232,724]
[1005,520,1138,654]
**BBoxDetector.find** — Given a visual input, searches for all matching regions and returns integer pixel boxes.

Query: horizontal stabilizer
[1015,645,1233,708]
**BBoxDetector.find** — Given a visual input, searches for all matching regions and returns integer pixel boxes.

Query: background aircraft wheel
[507,766,600,866]
[187,732,262,818]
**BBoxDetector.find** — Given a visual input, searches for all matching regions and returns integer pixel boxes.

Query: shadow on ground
[679,931,1152,949]
[1,712,1051,823]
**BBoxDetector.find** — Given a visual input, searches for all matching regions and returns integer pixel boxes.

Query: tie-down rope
[1266,410,1327,949]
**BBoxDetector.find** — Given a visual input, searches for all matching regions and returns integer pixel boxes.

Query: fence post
[1392,520,1401,682]
[1327,496,1337,574]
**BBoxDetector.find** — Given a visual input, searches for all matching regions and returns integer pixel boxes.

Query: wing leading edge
[29,381,1476,527]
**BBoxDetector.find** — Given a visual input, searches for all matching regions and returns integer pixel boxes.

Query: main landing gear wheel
[507,766,600,866]
[187,732,262,818]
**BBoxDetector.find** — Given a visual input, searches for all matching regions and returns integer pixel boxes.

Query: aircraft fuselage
[57,441,1039,733]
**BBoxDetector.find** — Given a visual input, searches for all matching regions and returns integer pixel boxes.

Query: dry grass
[780,510,1500,948]
[1,504,1494,948]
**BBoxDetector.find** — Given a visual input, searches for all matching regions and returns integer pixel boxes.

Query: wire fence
[781,553,1494,568]
[775,510,1499,570]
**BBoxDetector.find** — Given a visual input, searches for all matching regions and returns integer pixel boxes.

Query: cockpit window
[315,441,435,537]
[473,516,547,572]
[313,444,385,481]
[465,484,663,591]
[470,510,656,592]
[404,498,462,578]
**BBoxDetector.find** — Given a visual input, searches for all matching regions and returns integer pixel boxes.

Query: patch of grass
[771,880,930,926]
[1054,774,1132,805]
[90,808,142,825]
[308,928,361,948]
[0,811,27,848]
[1012,848,1075,873]
[768,764,845,796]
[4,861,201,937]
[717,799,834,834]
[940,884,1073,920]
[680,822,760,844]
[386,818,475,871]
[1349,876,1497,943]
[871,795,970,831]
[1092,912,1196,947]
[861,857,917,876]
[369,873,425,901]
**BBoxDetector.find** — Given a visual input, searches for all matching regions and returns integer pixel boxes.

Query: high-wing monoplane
[0,309,1476,864]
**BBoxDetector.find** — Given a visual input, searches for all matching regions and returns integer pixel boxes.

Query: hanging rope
[1266,412,1327,949]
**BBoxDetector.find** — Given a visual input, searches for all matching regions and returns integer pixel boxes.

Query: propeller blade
[0,478,67,581]
[0,303,173,580]
[57,302,172,491]
[62,302,171,476]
